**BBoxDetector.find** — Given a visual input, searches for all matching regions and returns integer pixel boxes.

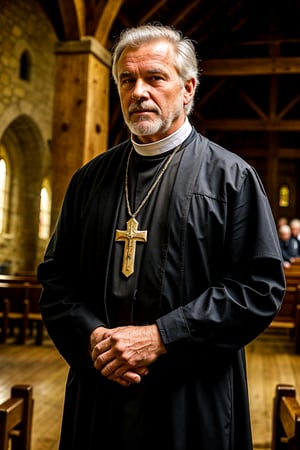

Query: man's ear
[183,78,197,106]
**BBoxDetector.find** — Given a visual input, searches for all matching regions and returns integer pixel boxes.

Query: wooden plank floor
[1,328,300,450]
[0,335,68,450]
[246,328,300,449]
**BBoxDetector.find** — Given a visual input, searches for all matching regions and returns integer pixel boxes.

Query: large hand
[90,324,166,387]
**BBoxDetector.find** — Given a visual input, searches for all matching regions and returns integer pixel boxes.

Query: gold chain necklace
[115,144,180,278]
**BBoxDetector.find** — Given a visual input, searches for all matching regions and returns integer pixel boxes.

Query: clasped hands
[90,324,166,387]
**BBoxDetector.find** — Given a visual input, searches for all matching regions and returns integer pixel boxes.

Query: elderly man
[38,23,285,450]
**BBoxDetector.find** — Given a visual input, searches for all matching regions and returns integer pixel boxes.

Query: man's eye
[148,76,164,84]
[121,78,134,85]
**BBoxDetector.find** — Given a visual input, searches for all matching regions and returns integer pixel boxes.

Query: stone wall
[0,0,56,273]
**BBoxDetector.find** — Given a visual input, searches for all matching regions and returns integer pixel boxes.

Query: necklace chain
[125,144,180,219]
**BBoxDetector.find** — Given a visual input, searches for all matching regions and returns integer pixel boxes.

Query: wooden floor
[246,328,300,449]
[1,328,300,450]
[0,335,68,450]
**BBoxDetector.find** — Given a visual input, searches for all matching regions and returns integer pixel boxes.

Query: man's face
[291,224,300,237]
[280,229,291,242]
[116,40,195,144]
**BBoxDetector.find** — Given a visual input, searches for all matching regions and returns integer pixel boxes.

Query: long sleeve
[157,162,285,354]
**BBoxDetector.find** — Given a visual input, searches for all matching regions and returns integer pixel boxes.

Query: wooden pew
[0,298,9,343]
[284,270,300,288]
[269,265,300,353]
[269,285,300,353]
[0,282,43,344]
[288,258,300,267]
[0,274,43,344]
[0,283,29,344]
[14,271,38,279]
[0,275,38,285]
[0,384,34,450]
[24,283,44,345]
[271,384,300,450]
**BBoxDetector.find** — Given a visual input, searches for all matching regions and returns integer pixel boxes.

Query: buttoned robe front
[38,129,285,450]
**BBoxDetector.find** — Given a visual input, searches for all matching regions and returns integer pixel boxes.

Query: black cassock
[38,129,285,450]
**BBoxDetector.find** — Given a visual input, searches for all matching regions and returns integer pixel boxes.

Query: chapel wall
[0,0,56,273]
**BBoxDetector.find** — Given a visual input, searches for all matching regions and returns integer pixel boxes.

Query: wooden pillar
[266,132,279,218]
[51,37,111,227]
[266,44,280,219]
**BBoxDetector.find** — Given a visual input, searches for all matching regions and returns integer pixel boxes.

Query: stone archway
[1,114,48,273]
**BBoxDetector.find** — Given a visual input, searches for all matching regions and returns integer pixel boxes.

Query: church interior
[1,0,300,449]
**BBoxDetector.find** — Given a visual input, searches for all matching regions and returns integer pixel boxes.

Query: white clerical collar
[131,119,192,156]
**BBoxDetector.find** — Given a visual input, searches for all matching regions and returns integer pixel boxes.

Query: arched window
[19,50,31,81]
[38,181,51,239]
[0,153,9,234]
[279,184,290,208]
[0,159,7,233]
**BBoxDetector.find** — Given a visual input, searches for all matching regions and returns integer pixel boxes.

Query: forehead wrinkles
[117,41,177,76]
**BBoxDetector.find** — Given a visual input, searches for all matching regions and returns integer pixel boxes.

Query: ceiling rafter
[239,91,269,120]
[37,0,300,155]
[202,119,300,131]
[94,0,123,46]
[277,94,300,121]
[170,0,201,27]
[57,0,86,39]
[202,57,300,76]
[137,0,169,25]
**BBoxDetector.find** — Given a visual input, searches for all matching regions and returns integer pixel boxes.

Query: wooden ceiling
[38,0,300,153]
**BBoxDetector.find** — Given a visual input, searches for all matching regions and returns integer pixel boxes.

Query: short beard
[125,116,172,137]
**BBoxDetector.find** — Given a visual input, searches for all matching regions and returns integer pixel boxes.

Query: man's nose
[132,79,150,100]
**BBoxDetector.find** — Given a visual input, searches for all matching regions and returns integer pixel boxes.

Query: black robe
[37,129,285,450]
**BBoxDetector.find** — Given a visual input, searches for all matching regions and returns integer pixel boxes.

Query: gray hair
[111,23,200,115]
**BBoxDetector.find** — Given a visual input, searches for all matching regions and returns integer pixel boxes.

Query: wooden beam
[51,38,111,225]
[138,0,168,24]
[279,148,300,159]
[94,0,123,46]
[58,0,86,39]
[240,90,269,120]
[54,38,111,67]
[202,57,300,76]
[197,79,226,108]
[171,0,201,26]
[201,119,300,131]
[278,93,300,120]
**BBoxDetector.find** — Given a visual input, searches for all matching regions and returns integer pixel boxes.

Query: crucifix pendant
[115,217,148,278]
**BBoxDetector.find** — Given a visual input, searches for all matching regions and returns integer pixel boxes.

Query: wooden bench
[0,384,34,450]
[287,258,300,267]
[0,275,39,285]
[271,384,300,450]
[0,282,43,344]
[269,286,300,353]
[0,283,30,344]
[284,270,300,288]
[0,298,9,343]
[24,283,44,345]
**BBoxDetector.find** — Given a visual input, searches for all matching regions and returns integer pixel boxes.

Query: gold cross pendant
[115,217,148,277]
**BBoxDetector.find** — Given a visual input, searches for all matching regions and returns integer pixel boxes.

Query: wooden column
[51,37,111,227]
[266,43,280,219]
[266,132,279,218]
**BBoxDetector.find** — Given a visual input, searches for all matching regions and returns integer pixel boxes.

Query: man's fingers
[91,336,112,366]
[100,359,120,376]
[107,370,142,386]
[93,353,108,370]
[135,366,149,376]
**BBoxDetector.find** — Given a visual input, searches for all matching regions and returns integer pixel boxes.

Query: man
[38,23,285,450]
[278,224,299,267]
[290,218,300,254]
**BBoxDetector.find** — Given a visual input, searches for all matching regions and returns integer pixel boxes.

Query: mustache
[128,101,160,115]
